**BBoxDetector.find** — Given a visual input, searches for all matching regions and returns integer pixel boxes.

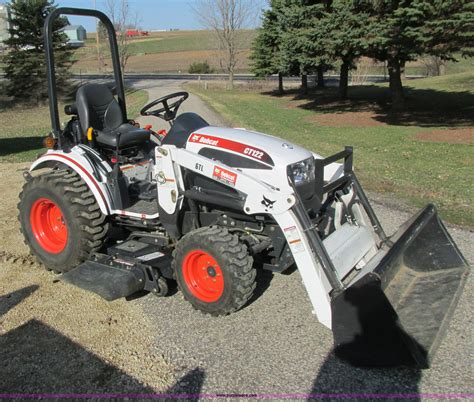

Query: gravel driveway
[133,80,473,397]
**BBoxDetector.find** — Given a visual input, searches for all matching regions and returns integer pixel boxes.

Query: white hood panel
[186,126,313,168]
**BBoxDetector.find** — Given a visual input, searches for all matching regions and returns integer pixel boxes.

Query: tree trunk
[387,58,405,110]
[278,72,284,95]
[439,62,446,76]
[400,60,406,80]
[229,70,234,90]
[339,61,349,100]
[317,66,325,88]
[301,74,308,95]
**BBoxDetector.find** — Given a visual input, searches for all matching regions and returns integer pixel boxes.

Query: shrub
[188,61,214,74]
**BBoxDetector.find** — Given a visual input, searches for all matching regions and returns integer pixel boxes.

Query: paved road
[133,80,473,397]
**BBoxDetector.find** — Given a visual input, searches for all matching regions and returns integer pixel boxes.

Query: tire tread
[173,226,256,316]
[18,169,109,272]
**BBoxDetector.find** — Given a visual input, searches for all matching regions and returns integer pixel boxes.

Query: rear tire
[18,169,109,273]
[173,226,256,316]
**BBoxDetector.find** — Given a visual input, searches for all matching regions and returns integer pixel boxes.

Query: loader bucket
[331,204,469,368]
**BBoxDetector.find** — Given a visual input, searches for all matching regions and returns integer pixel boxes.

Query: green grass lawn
[0,88,148,163]
[128,30,255,55]
[188,72,474,227]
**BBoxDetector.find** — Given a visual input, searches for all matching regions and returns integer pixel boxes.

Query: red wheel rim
[182,250,224,303]
[30,198,68,254]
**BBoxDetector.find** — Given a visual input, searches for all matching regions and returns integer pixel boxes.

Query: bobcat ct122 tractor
[19,8,469,368]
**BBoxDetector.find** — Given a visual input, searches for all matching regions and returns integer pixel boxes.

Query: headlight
[288,157,315,185]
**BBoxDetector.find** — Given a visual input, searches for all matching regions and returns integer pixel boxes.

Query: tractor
[18,7,470,368]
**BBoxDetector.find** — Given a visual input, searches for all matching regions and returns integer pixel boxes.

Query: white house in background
[63,24,87,47]
[0,3,11,48]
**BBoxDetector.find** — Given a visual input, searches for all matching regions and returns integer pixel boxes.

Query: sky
[56,0,266,32]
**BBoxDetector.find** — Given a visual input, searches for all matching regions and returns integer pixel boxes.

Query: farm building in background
[63,24,87,47]
[0,3,11,48]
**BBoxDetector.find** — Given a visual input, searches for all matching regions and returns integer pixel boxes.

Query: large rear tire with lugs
[18,169,109,273]
[173,226,256,316]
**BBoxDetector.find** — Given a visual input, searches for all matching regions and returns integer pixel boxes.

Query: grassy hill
[404,71,474,92]
[72,30,256,74]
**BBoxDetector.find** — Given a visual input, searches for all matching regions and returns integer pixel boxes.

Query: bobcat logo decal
[261,195,276,211]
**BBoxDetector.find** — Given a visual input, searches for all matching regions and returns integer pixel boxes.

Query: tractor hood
[186,126,313,168]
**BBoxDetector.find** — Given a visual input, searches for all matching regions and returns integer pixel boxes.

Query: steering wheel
[140,92,189,122]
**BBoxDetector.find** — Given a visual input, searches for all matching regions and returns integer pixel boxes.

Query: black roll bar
[44,8,127,140]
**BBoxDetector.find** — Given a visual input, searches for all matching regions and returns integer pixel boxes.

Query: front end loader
[17,7,470,370]
[154,143,469,368]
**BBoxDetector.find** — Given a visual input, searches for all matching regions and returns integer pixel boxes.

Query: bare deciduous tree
[193,0,256,89]
[421,55,447,77]
[104,0,139,74]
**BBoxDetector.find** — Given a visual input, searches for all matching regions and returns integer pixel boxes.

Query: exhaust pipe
[331,204,469,368]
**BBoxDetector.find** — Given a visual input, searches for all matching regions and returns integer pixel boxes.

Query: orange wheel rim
[30,198,68,254]
[182,250,224,303]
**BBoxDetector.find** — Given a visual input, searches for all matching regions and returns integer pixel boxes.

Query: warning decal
[213,166,238,187]
[284,226,305,254]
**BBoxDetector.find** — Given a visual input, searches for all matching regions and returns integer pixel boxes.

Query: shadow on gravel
[0,319,156,394]
[0,286,39,317]
[0,287,206,397]
[164,368,206,401]
[309,352,421,400]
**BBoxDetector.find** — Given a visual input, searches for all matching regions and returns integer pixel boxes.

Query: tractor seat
[95,124,149,148]
[162,112,209,148]
[76,83,150,149]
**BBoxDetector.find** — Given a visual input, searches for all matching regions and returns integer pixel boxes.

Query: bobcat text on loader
[19,7,470,369]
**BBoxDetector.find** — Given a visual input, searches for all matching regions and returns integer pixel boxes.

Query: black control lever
[109,132,129,209]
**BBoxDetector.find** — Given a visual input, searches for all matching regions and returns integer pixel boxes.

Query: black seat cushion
[76,83,150,148]
[96,123,151,148]
[162,112,209,148]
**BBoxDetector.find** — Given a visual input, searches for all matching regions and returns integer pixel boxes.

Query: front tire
[173,226,256,316]
[18,169,109,273]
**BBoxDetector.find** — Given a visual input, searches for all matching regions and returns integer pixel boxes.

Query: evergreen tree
[424,0,474,61]
[279,0,332,94]
[325,0,370,99]
[355,1,425,109]
[278,0,304,88]
[3,0,73,103]
[358,0,472,109]
[251,1,285,94]
[254,0,472,106]
[252,0,334,95]
[299,0,334,91]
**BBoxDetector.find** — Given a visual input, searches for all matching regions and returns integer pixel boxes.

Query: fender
[30,148,113,215]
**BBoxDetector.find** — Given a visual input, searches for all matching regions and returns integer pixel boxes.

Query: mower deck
[61,239,172,301]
